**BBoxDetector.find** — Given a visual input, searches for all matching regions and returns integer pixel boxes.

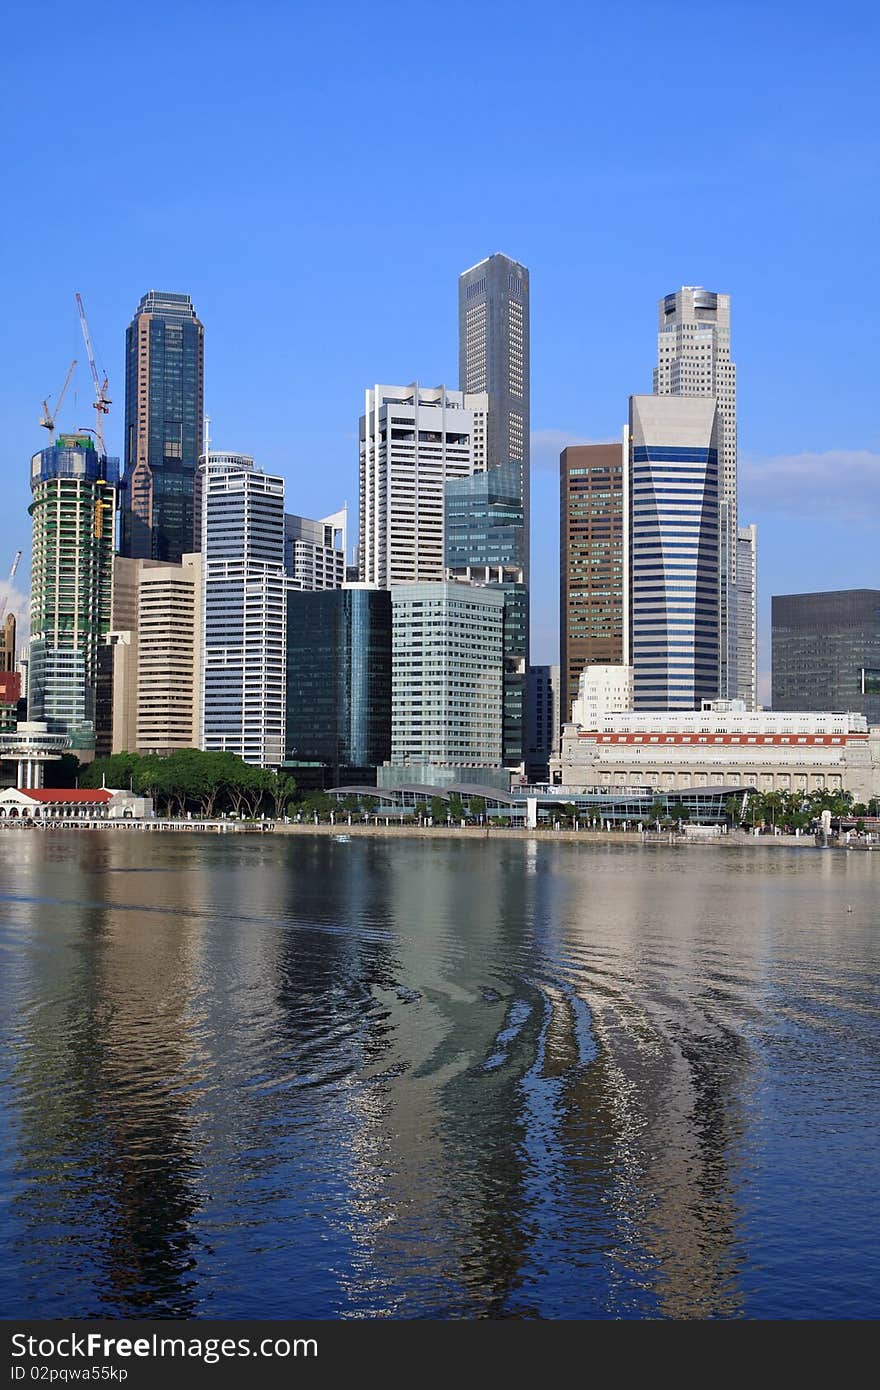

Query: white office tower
[380,582,505,789]
[654,287,737,698]
[628,396,721,711]
[284,508,347,590]
[201,456,286,765]
[359,384,488,587]
[736,524,758,710]
[571,664,634,726]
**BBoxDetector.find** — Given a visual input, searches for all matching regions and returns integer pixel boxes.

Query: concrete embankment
[271,823,818,847]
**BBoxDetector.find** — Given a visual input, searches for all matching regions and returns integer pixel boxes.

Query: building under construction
[27,433,118,752]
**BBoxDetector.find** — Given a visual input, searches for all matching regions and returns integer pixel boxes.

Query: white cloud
[740,449,880,523]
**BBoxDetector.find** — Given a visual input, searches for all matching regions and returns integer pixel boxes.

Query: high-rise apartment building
[285,586,392,786]
[201,456,286,765]
[284,508,347,590]
[359,384,487,587]
[380,582,506,789]
[525,664,560,783]
[653,287,740,698]
[27,434,118,752]
[736,524,758,710]
[120,291,204,563]
[772,590,880,723]
[559,443,626,721]
[458,254,530,583]
[628,396,720,711]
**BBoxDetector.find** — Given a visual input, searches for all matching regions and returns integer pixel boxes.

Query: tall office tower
[458,254,530,584]
[445,457,527,767]
[120,291,204,563]
[136,554,202,754]
[654,287,737,697]
[559,443,626,721]
[772,590,880,723]
[380,582,506,790]
[284,508,347,590]
[525,664,560,782]
[201,456,286,765]
[1,614,15,672]
[628,396,720,711]
[27,433,118,752]
[285,586,392,786]
[736,524,758,710]
[359,384,487,587]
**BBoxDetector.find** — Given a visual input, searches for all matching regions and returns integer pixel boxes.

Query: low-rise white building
[571,665,634,726]
[0,787,153,820]
[556,702,880,801]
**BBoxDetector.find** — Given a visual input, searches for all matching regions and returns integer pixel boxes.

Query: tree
[448,795,464,823]
[648,799,666,826]
[725,796,742,826]
[430,796,447,824]
[468,796,486,821]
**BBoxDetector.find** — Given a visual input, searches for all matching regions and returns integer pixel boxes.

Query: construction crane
[39,359,77,443]
[75,293,111,457]
[0,550,22,623]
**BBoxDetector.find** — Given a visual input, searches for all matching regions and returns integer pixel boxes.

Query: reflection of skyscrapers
[627,396,720,710]
[559,443,626,720]
[27,434,117,751]
[120,292,204,564]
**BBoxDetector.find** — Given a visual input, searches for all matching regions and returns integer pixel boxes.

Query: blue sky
[2,0,878,703]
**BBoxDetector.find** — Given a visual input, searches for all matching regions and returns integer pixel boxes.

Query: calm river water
[0,831,878,1319]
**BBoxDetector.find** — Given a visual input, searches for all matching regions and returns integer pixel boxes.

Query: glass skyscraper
[628,396,721,710]
[119,291,204,563]
[445,458,528,768]
[285,588,392,786]
[27,434,118,750]
[772,590,880,723]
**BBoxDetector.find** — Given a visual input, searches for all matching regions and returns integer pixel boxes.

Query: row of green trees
[726,788,878,832]
[80,750,297,820]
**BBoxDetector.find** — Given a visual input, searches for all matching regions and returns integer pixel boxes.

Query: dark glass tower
[445,459,528,769]
[772,590,880,722]
[119,291,204,563]
[458,255,530,587]
[285,588,392,786]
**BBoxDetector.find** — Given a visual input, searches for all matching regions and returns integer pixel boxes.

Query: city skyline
[3,3,879,710]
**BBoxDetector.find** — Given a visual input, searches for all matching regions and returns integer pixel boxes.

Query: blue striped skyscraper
[627,395,721,710]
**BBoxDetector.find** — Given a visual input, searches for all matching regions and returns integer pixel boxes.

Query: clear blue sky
[2,0,878,702]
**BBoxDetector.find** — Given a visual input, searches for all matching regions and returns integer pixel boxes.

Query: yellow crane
[39,359,77,443]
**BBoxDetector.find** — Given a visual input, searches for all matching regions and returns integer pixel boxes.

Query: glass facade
[772,590,880,723]
[285,588,392,785]
[445,460,528,766]
[120,292,204,563]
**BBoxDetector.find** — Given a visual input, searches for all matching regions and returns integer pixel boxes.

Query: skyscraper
[27,433,118,750]
[359,384,487,587]
[120,291,204,563]
[285,586,392,786]
[559,443,626,721]
[628,396,720,711]
[381,582,506,790]
[653,287,739,697]
[458,254,530,584]
[284,509,347,590]
[445,458,527,768]
[736,524,757,710]
[772,590,880,723]
[201,456,286,766]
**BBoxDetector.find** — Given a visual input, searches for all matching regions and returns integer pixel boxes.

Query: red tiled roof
[18,789,113,803]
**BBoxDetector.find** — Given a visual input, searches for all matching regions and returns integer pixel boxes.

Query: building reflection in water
[0,833,765,1317]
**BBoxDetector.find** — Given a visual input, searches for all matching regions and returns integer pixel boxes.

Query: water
[0,831,878,1319]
